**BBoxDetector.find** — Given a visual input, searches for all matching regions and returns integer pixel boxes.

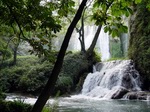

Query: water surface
[6,94,150,112]
[57,95,150,112]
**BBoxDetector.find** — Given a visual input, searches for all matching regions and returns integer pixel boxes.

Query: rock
[111,87,129,99]
[124,91,150,100]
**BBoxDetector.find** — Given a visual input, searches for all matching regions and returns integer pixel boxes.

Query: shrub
[0,100,32,112]
[0,88,6,100]
[55,52,90,94]
[0,56,53,94]
[0,38,12,61]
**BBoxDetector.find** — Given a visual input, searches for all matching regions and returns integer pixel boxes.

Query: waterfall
[81,60,141,99]
[96,27,110,61]
[52,25,110,61]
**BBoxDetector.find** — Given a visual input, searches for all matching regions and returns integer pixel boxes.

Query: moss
[128,1,150,90]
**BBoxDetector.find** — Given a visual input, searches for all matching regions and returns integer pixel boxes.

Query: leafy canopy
[92,0,143,37]
[0,0,75,58]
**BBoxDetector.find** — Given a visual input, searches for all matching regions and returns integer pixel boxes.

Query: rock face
[128,1,150,90]
[111,87,129,99]
[124,91,150,100]
[81,60,142,99]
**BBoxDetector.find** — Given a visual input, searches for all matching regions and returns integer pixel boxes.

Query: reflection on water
[6,94,150,112]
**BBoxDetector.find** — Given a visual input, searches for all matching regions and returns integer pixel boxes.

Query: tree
[0,0,62,63]
[31,0,88,112]
[85,0,143,59]
[64,0,135,57]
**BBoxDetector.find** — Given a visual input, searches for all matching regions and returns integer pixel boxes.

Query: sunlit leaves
[91,0,143,37]
[146,1,150,11]
[104,22,128,37]
[135,0,142,4]
[92,9,107,25]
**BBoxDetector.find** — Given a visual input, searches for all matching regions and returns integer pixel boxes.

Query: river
[5,60,150,111]
[6,94,150,112]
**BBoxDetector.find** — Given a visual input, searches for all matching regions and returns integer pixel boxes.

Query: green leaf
[135,0,142,4]
[120,25,128,33]
[111,29,119,38]
[104,26,109,33]
[127,8,133,14]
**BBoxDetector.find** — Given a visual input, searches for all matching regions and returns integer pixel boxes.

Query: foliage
[61,52,89,78]
[0,88,6,100]
[110,38,123,58]
[0,51,98,95]
[0,56,53,94]
[42,100,58,112]
[92,0,142,38]
[0,37,12,61]
[93,50,101,63]
[19,61,53,93]
[0,100,32,112]
[0,0,76,59]
[55,52,90,94]
[128,0,150,90]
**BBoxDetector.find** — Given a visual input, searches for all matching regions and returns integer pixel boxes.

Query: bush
[19,61,53,93]
[0,100,32,112]
[55,52,90,94]
[0,38,12,61]
[0,52,100,95]
[0,56,53,94]
[0,88,6,100]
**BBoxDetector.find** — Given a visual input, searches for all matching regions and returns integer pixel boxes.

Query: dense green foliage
[128,1,150,90]
[0,56,53,94]
[0,99,59,112]
[0,89,6,100]
[0,51,100,95]
[0,38,12,61]
[57,52,89,94]
[0,0,76,58]
[0,100,32,112]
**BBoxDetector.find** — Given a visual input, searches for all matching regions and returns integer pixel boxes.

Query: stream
[6,94,150,112]
[5,60,150,111]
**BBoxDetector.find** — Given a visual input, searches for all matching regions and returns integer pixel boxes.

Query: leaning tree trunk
[31,0,88,112]
[87,25,102,56]
[86,1,113,57]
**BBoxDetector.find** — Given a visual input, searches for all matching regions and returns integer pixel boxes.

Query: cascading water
[52,25,110,61]
[81,60,142,99]
[96,27,110,61]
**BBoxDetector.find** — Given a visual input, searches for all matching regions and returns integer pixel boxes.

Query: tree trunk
[12,39,20,65]
[87,25,102,56]
[13,46,17,65]
[31,0,88,112]
[76,15,86,53]
[81,13,86,53]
